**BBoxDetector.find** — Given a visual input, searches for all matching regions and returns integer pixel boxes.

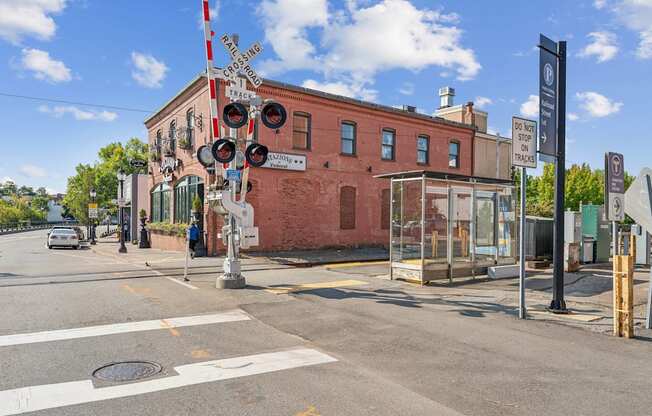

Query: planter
[150,232,187,252]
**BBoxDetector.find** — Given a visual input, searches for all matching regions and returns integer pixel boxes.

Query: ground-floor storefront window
[151,183,171,222]
[174,176,204,224]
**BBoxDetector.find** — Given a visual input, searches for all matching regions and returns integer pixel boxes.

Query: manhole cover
[92,361,162,382]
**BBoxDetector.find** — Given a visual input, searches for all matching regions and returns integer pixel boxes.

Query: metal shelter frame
[376,170,517,284]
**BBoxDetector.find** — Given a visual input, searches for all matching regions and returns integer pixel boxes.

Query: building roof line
[145,70,476,132]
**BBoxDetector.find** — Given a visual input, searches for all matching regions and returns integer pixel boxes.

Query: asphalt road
[1,230,652,415]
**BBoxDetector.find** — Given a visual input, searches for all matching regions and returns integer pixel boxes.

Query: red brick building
[144,73,477,254]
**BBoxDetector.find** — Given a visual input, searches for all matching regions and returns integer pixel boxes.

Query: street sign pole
[550,40,567,313]
[519,167,527,319]
[512,116,537,319]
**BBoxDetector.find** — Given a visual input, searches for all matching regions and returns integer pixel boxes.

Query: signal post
[199,1,287,289]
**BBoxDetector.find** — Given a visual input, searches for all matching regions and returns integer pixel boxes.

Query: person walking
[188,222,200,259]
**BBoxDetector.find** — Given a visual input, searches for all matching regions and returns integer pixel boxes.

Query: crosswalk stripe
[0,310,250,347]
[0,348,337,415]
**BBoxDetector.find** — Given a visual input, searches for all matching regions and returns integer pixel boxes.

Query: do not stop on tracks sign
[512,117,537,169]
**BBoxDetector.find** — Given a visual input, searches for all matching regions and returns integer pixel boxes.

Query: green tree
[63,164,96,223]
[63,138,149,223]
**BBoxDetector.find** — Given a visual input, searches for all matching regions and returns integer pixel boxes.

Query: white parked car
[47,228,80,250]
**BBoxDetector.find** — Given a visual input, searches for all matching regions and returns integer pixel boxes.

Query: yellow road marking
[295,405,320,416]
[265,279,367,295]
[528,309,602,322]
[122,284,151,295]
[191,349,212,359]
[325,260,387,269]
[160,319,181,337]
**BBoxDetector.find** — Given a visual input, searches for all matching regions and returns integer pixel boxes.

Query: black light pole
[550,40,567,312]
[117,170,127,253]
[89,188,97,245]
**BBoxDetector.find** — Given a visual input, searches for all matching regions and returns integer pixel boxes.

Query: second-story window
[417,135,429,164]
[449,141,460,168]
[381,129,395,160]
[186,109,194,146]
[292,112,311,150]
[341,121,356,155]
[169,120,176,151]
[156,130,162,153]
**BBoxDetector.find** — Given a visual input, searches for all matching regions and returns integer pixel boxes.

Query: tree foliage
[63,138,148,223]
[0,183,48,225]
[518,163,635,218]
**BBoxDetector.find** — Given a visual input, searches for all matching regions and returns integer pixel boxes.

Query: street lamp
[89,188,97,245]
[117,170,127,253]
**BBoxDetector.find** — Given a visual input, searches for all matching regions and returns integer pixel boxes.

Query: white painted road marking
[160,274,198,290]
[0,348,337,415]
[0,310,250,347]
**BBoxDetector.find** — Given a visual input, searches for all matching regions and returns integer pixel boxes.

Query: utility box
[631,224,651,265]
[564,211,582,244]
[581,204,611,263]
[564,243,580,272]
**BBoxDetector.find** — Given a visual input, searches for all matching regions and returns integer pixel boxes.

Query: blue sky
[0,0,650,193]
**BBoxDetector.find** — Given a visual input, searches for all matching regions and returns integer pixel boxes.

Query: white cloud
[302,79,378,101]
[258,0,479,100]
[568,112,579,121]
[19,164,47,178]
[20,48,71,83]
[579,31,618,62]
[38,105,118,121]
[594,0,608,9]
[520,95,539,117]
[474,96,492,108]
[576,91,623,117]
[2,176,15,183]
[0,0,67,44]
[614,0,652,59]
[399,82,415,95]
[130,52,168,88]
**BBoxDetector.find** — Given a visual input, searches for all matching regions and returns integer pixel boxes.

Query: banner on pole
[539,34,558,161]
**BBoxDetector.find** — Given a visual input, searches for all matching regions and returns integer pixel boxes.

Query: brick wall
[145,75,475,253]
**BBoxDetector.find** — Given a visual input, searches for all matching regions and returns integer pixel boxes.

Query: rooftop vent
[402,105,416,113]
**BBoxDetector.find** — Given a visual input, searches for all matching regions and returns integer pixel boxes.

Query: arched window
[174,176,204,224]
[151,183,171,223]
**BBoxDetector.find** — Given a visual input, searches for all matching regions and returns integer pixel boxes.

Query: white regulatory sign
[511,117,537,169]
[219,34,263,88]
[261,152,307,172]
[226,85,256,101]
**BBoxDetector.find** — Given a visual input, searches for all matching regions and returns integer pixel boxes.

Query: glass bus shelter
[377,171,517,284]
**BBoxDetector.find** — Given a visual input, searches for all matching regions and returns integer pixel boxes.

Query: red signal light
[260,101,287,130]
[244,143,269,167]
[223,102,248,129]
[211,139,236,163]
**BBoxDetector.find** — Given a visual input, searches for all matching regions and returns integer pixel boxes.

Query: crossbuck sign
[215,34,263,88]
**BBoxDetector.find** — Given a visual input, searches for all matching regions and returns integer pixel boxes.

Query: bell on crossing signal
[260,101,287,130]
[244,143,269,167]
[223,102,248,129]
[211,138,236,163]
[196,145,215,168]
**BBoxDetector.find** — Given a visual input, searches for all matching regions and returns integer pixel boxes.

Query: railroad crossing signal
[214,34,263,88]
